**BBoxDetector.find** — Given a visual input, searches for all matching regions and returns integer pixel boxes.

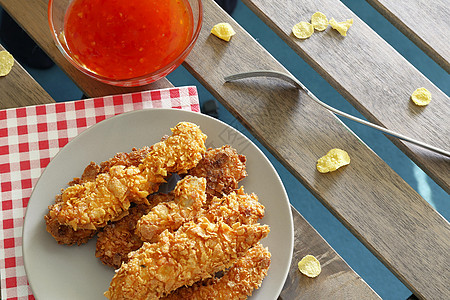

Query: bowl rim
[47,0,203,86]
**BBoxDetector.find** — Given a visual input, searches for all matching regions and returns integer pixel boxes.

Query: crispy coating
[96,146,249,263]
[45,212,97,246]
[99,147,152,173]
[101,182,264,268]
[137,183,264,244]
[46,166,99,245]
[68,161,101,185]
[46,122,207,231]
[98,146,250,264]
[68,147,152,186]
[136,175,207,242]
[95,192,175,268]
[48,165,153,231]
[146,191,176,207]
[105,218,270,300]
[98,151,252,266]
[141,122,207,182]
[204,187,265,225]
[95,204,151,268]
[46,148,152,245]
[162,243,271,300]
[189,145,247,201]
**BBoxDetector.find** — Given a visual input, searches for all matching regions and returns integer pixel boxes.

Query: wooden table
[1,0,448,299]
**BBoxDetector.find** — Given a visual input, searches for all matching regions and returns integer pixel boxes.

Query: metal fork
[224,70,450,157]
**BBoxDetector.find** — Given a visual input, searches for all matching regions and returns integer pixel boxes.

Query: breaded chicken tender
[46,147,153,245]
[96,146,248,262]
[141,122,207,182]
[136,175,206,242]
[45,162,101,245]
[95,204,151,268]
[137,184,264,243]
[46,122,206,232]
[162,243,271,300]
[95,192,175,268]
[189,145,247,201]
[104,218,270,300]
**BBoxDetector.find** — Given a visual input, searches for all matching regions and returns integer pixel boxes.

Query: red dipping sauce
[63,0,194,80]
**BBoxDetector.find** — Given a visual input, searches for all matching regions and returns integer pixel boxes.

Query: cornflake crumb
[329,18,353,36]
[292,21,314,39]
[316,148,350,173]
[211,23,236,41]
[298,255,321,278]
[0,50,14,76]
[411,87,432,106]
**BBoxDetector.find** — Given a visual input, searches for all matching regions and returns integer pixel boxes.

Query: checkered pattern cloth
[0,86,200,299]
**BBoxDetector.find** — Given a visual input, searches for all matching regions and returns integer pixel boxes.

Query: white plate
[23,108,293,300]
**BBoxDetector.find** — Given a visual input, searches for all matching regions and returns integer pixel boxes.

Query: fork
[224,70,450,157]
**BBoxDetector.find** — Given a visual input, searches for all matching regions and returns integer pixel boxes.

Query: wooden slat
[0,0,173,98]
[366,0,450,73]
[182,1,450,299]
[0,1,381,298]
[242,0,450,194]
[0,44,54,109]
[282,206,379,299]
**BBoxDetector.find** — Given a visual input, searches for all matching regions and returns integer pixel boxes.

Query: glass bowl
[48,0,202,87]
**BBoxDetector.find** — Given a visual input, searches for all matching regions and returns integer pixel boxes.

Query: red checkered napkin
[0,86,200,299]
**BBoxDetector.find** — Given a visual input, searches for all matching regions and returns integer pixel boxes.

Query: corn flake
[311,12,328,31]
[292,21,314,39]
[0,50,14,77]
[298,255,321,278]
[329,18,353,36]
[211,23,236,42]
[316,148,350,173]
[411,87,432,106]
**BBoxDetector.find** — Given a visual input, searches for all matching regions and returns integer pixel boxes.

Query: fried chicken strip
[136,175,207,242]
[137,184,264,243]
[162,243,271,300]
[189,145,247,201]
[98,146,249,266]
[46,122,206,231]
[96,145,247,258]
[98,177,262,267]
[94,203,151,268]
[105,218,270,300]
[99,182,264,268]
[46,148,152,245]
[95,192,175,268]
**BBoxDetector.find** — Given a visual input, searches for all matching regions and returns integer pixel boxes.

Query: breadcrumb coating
[141,122,208,182]
[204,187,265,225]
[96,192,175,268]
[49,165,152,231]
[45,162,101,245]
[189,145,247,201]
[104,218,270,300]
[95,204,151,268]
[162,243,271,300]
[137,182,264,244]
[99,147,152,173]
[136,175,207,242]
[45,148,152,245]
[46,122,206,231]
[45,214,97,246]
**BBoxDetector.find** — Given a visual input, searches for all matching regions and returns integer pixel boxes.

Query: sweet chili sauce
[63,0,193,80]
